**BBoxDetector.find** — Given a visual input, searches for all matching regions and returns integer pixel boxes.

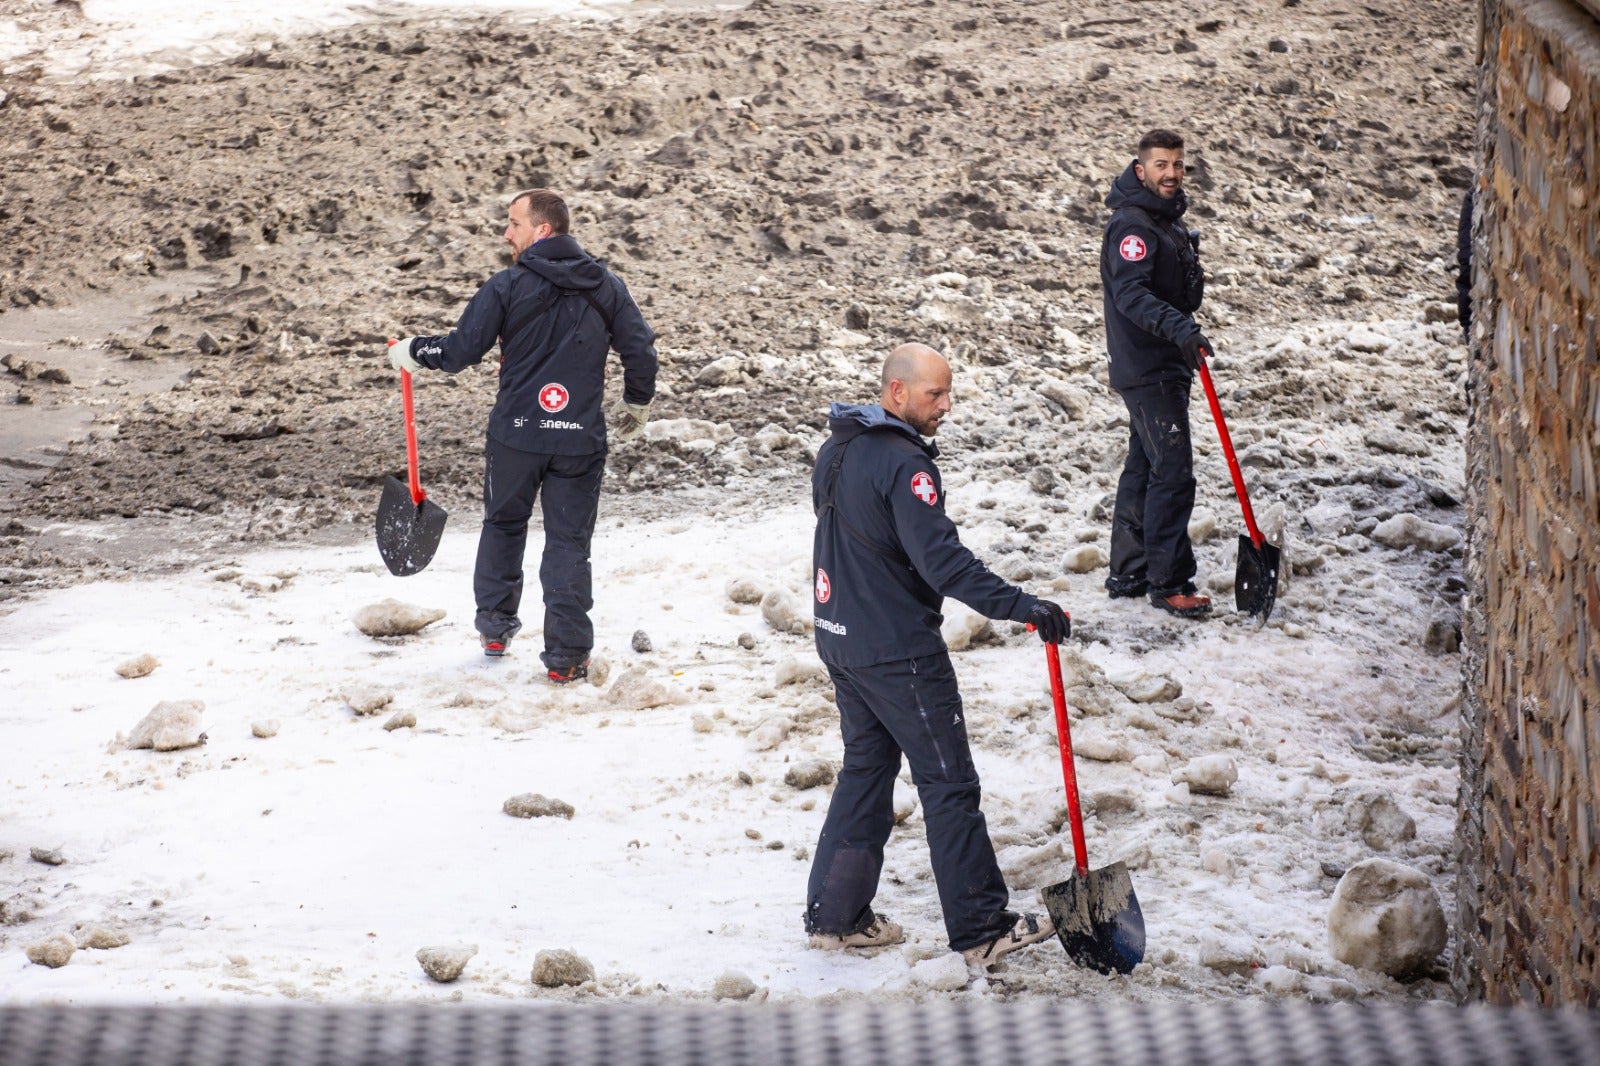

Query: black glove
[1025,600,1071,644]
[1180,332,1212,370]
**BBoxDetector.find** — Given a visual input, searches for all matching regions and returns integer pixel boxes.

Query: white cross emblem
[815,568,831,604]
[538,383,570,413]
[1119,234,1147,262]
[910,471,938,506]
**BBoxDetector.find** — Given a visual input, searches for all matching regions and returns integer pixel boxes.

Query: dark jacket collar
[1106,160,1189,222]
[827,402,939,458]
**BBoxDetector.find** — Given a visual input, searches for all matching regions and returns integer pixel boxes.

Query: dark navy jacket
[811,403,1039,668]
[1101,161,1204,391]
[411,234,657,455]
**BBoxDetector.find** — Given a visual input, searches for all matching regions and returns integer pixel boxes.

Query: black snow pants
[474,437,605,670]
[1109,379,1198,596]
[805,652,1015,951]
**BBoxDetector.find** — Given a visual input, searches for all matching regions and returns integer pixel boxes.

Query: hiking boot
[481,633,512,658]
[962,912,1056,971]
[1105,573,1148,599]
[808,914,906,952]
[1148,585,1213,619]
[546,660,590,686]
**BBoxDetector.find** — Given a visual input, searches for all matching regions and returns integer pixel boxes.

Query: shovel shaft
[1194,354,1265,550]
[401,370,426,506]
[1045,642,1091,879]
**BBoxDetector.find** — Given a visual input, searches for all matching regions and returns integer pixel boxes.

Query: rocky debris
[503,793,575,820]
[1370,514,1462,552]
[1364,427,1432,457]
[25,934,75,968]
[893,782,919,824]
[631,629,653,653]
[587,656,611,687]
[607,667,686,710]
[383,711,417,732]
[1346,791,1416,850]
[1187,510,1219,544]
[351,599,446,637]
[2,353,71,384]
[1121,674,1183,705]
[711,971,761,1000]
[1172,755,1238,797]
[774,657,829,688]
[342,687,394,716]
[1201,847,1235,878]
[1328,858,1447,979]
[121,700,206,751]
[760,589,810,636]
[30,847,65,866]
[725,577,765,605]
[736,632,757,650]
[115,653,160,679]
[416,944,477,983]
[1198,936,1261,977]
[252,719,281,738]
[784,759,836,790]
[1074,729,1134,763]
[912,953,970,991]
[531,949,594,988]
[996,839,1069,889]
[691,713,714,733]
[76,925,131,950]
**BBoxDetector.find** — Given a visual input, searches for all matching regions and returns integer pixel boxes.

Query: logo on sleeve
[910,471,939,506]
[1119,235,1147,262]
[815,568,831,604]
[538,383,570,413]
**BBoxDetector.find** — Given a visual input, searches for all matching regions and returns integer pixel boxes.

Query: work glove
[1024,600,1071,645]
[387,337,423,373]
[1180,332,1212,370]
[610,399,651,443]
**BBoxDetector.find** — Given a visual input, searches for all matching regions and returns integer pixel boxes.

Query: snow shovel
[1036,639,1145,975]
[1194,346,1281,621]
[375,368,447,576]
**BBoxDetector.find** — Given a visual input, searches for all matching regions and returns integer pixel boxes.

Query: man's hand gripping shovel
[374,360,448,576]
[1029,625,1146,975]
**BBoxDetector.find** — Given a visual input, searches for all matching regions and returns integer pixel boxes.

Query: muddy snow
[1,0,1472,1005]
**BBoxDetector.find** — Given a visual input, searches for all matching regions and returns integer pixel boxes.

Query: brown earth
[0,0,1475,601]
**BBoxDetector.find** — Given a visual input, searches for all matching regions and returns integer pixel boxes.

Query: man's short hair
[1137,129,1185,159]
[513,189,570,235]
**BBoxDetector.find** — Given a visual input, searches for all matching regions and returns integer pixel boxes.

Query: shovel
[375,368,447,576]
[1036,639,1145,975]
[1194,347,1282,621]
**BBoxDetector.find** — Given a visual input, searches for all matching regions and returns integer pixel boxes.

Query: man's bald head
[880,343,953,437]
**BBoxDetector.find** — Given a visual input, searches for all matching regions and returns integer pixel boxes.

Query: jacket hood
[827,402,938,456]
[517,234,606,290]
[1106,160,1188,221]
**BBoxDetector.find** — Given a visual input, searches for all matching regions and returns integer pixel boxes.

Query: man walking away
[806,343,1071,972]
[1100,129,1214,620]
[389,189,657,682]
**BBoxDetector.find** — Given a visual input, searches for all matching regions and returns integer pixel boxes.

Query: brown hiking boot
[1149,588,1213,619]
[808,914,906,952]
[962,912,1056,970]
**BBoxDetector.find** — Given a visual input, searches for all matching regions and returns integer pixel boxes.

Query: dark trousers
[805,653,1013,951]
[474,438,604,669]
[1110,379,1198,594]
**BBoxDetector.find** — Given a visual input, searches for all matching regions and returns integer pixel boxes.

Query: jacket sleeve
[1105,216,1201,347]
[607,275,658,406]
[886,456,1036,622]
[412,271,511,373]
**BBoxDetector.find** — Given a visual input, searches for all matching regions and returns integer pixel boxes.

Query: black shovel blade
[1234,532,1282,621]
[1041,862,1145,975]
[375,475,448,577]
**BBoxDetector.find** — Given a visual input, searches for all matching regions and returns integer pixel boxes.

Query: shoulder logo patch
[1119,234,1147,262]
[910,471,938,506]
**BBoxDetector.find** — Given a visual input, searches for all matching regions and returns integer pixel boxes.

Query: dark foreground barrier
[2,1001,1598,1066]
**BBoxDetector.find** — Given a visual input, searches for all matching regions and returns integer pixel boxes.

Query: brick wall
[1459,0,1600,1006]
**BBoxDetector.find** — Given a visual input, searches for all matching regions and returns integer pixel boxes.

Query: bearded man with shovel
[1100,129,1215,620]
[389,189,657,681]
[805,344,1070,971]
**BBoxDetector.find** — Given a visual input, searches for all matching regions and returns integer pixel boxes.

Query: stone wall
[1459,0,1600,1006]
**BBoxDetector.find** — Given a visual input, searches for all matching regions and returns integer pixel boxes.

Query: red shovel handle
[401,369,426,507]
[1044,641,1091,879]
[1194,350,1265,550]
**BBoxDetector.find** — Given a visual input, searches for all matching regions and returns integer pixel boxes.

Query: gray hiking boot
[808,914,906,952]
[962,912,1056,970]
